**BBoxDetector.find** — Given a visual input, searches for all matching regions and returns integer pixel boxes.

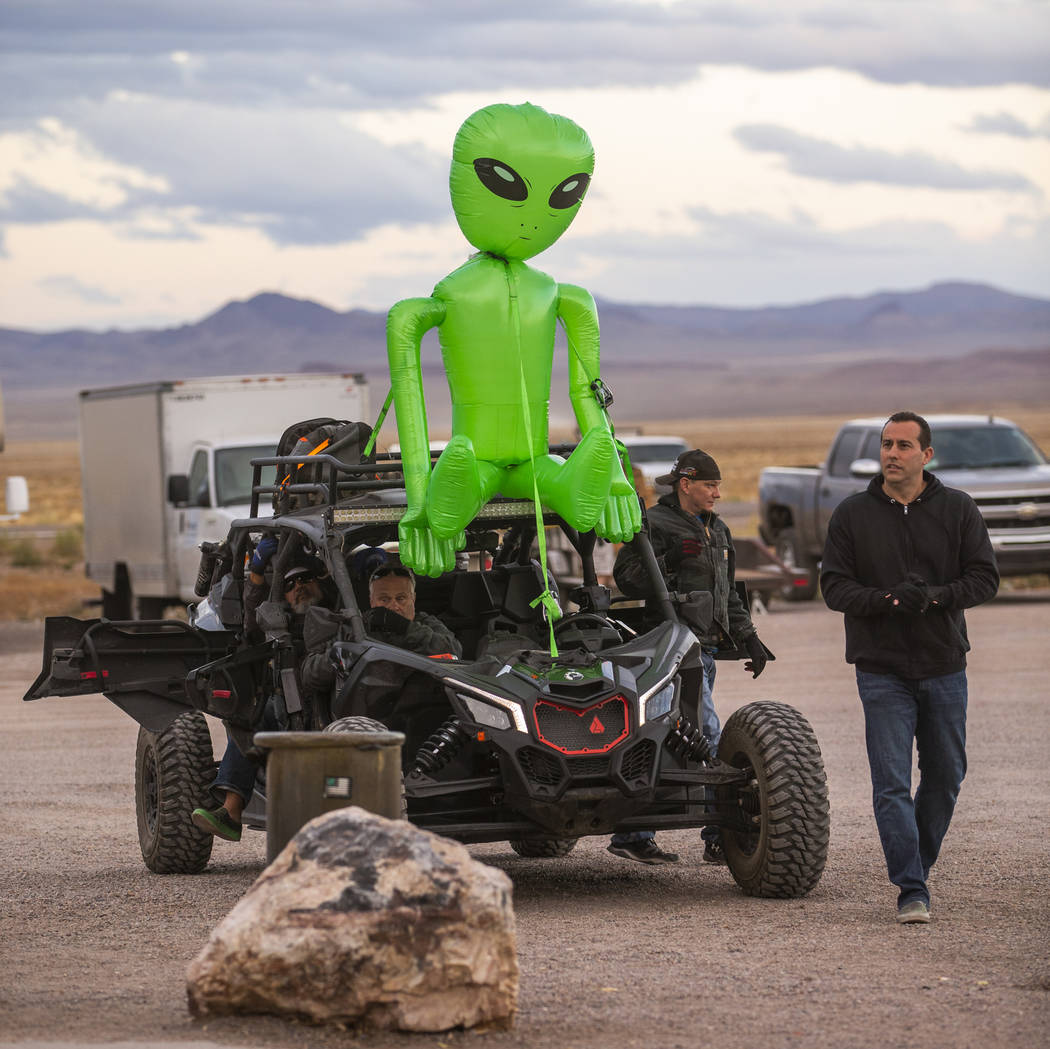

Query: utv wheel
[324,716,407,819]
[508,837,578,858]
[135,711,216,874]
[717,701,829,898]
[774,528,819,602]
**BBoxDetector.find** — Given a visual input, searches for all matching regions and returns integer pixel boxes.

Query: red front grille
[534,694,630,755]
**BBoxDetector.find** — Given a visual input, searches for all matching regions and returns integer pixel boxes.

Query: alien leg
[501,426,618,532]
[426,434,503,539]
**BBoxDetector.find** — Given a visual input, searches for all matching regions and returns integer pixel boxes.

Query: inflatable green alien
[387,102,641,578]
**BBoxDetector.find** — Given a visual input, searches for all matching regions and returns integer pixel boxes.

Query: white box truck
[80,373,369,618]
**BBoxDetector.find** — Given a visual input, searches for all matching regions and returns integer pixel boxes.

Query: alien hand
[398,507,461,578]
[595,491,642,544]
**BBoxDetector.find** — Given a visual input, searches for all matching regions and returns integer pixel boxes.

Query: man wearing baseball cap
[608,448,770,866]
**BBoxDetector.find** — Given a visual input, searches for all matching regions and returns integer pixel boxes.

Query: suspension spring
[665,717,712,763]
[411,717,472,775]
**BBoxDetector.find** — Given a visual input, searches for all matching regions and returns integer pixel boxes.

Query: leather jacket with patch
[613,491,757,649]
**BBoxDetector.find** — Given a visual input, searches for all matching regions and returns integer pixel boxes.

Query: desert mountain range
[2,281,1047,440]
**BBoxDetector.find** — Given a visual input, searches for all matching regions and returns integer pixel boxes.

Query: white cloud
[0,3,1047,329]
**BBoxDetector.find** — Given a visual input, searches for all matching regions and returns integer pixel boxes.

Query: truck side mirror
[849,458,880,478]
[167,473,190,505]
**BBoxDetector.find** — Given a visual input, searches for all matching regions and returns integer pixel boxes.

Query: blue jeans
[612,651,718,847]
[212,731,258,802]
[856,668,968,908]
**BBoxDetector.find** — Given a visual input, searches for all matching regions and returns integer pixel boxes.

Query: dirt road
[2,596,1049,1049]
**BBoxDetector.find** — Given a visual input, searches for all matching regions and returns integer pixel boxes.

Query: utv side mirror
[677,590,714,634]
[167,473,190,505]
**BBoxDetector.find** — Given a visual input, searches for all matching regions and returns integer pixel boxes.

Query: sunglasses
[283,573,316,592]
[369,564,414,584]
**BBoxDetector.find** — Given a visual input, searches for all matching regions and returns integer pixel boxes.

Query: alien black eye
[548,172,591,209]
[473,157,528,202]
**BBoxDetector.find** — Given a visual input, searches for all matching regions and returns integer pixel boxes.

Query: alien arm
[556,283,611,438]
[386,296,447,510]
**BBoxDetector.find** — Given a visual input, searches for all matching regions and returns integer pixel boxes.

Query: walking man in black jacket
[821,411,999,925]
[608,449,769,866]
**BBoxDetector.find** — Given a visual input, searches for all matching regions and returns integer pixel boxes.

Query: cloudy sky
[1,0,1048,332]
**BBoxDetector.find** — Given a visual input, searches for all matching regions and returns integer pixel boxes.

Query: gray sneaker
[896,900,931,924]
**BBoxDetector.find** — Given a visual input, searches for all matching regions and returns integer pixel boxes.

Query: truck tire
[774,528,819,601]
[717,701,829,899]
[324,716,407,819]
[101,564,133,620]
[508,837,578,858]
[134,712,216,874]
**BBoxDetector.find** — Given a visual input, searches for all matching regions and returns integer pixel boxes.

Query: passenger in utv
[821,411,999,925]
[190,543,331,842]
[301,561,463,767]
[610,449,770,866]
[301,562,462,698]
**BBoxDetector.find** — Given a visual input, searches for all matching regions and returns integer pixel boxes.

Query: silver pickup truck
[758,414,1050,600]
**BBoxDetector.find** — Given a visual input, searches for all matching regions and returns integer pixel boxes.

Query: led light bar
[332,500,560,525]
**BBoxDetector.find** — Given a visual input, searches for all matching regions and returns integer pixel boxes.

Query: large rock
[186,807,517,1031]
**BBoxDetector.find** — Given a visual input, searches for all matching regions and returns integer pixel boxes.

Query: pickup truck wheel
[134,712,215,875]
[774,528,819,601]
[717,701,829,898]
[508,837,579,858]
[324,716,407,819]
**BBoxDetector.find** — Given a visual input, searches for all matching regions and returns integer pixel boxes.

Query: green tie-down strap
[508,264,561,657]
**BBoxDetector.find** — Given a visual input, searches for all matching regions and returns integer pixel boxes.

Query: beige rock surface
[186,808,517,1031]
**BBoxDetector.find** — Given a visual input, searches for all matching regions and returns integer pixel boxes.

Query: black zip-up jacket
[821,472,999,678]
[614,491,756,649]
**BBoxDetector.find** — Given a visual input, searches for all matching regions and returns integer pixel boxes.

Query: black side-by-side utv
[25,429,830,896]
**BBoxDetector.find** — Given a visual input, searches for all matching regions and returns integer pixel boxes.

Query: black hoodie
[821,472,999,678]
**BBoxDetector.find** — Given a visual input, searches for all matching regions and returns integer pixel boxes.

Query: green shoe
[896,900,931,924]
[191,805,242,842]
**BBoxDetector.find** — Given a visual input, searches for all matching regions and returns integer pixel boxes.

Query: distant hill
[2,282,1047,438]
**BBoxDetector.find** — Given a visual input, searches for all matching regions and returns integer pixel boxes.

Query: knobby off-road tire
[718,700,830,898]
[134,711,215,874]
[508,837,579,858]
[774,528,819,602]
[324,715,408,819]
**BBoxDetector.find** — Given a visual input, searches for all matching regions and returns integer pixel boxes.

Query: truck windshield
[214,444,277,506]
[624,443,689,462]
[928,426,1047,471]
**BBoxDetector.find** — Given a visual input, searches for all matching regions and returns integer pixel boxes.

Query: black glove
[883,581,928,614]
[664,536,705,570]
[744,634,768,678]
[249,535,278,574]
[364,606,410,636]
[925,585,953,609]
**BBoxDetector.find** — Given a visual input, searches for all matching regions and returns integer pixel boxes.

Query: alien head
[450,102,594,261]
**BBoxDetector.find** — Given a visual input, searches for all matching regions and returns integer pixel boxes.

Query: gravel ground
[2,595,1049,1049]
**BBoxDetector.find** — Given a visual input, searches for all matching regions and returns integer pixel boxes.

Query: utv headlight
[458,694,513,731]
[447,682,526,733]
[644,680,677,722]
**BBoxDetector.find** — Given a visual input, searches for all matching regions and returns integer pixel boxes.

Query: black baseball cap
[655,449,721,487]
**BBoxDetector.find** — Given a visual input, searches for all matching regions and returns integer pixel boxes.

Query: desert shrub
[9,539,45,568]
[51,528,84,565]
